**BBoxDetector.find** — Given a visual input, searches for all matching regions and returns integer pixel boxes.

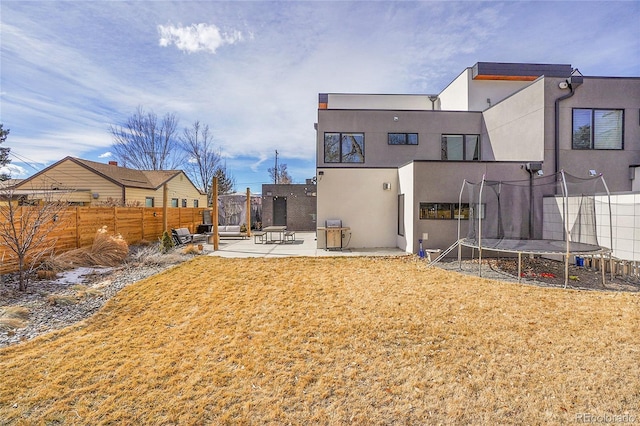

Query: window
[573,109,623,149]
[324,133,365,163]
[420,203,473,220]
[182,199,187,208]
[193,200,199,208]
[145,197,154,207]
[398,194,405,236]
[171,198,178,208]
[388,133,418,145]
[441,135,480,160]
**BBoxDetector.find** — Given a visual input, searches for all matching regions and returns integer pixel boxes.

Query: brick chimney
[108,161,118,166]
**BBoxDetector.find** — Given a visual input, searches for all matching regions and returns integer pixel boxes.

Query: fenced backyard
[0,256,638,424]
[0,206,208,274]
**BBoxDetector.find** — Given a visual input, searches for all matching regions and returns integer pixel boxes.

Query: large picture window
[572,109,623,150]
[419,203,473,220]
[324,133,365,163]
[441,135,480,160]
[388,133,418,145]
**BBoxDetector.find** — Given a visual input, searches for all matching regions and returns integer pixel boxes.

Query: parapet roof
[472,62,572,81]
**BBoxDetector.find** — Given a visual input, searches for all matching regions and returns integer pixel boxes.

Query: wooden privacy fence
[0,206,208,275]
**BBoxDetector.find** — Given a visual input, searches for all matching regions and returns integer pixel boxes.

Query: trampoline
[453,170,613,287]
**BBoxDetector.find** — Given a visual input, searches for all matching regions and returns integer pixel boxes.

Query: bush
[160,231,174,254]
[182,244,201,255]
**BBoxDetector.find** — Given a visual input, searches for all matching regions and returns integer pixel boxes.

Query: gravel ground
[0,250,193,348]
[3,252,638,349]
[436,257,640,292]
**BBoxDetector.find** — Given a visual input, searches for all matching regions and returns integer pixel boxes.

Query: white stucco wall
[482,78,545,161]
[397,163,415,252]
[467,80,532,112]
[316,168,399,249]
[438,69,470,111]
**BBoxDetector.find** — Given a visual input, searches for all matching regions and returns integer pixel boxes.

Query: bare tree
[181,121,221,192]
[181,121,236,199]
[268,163,292,184]
[0,185,69,291]
[109,106,184,170]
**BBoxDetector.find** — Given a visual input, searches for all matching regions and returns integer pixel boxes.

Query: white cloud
[1,0,637,190]
[98,152,113,159]
[158,23,245,54]
[0,163,28,178]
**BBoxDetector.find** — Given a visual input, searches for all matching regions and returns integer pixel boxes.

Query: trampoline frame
[456,170,614,287]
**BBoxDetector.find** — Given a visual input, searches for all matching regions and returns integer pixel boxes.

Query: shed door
[273,197,287,226]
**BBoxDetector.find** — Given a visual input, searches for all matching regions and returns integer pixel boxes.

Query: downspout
[554,72,583,176]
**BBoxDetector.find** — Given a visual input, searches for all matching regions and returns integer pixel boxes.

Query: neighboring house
[218,193,262,228]
[11,157,207,207]
[261,181,317,231]
[315,62,640,258]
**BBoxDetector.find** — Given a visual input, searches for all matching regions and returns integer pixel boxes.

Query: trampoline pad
[461,238,605,255]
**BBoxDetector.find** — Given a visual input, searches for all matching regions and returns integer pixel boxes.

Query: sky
[1,1,639,194]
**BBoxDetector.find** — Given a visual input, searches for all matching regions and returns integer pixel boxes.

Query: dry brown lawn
[1,256,638,424]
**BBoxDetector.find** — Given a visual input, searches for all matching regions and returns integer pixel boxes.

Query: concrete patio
[203,232,407,258]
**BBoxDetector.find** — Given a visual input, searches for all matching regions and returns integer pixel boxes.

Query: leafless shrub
[0,186,70,291]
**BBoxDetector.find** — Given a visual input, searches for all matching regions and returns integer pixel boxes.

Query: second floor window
[388,133,418,145]
[324,133,365,163]
[573,109,623,150]
[145,197,154,207]
[171,198,178,208]
[441,135,480,161]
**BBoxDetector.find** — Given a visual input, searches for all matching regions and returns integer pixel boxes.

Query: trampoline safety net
[459,171,611,255]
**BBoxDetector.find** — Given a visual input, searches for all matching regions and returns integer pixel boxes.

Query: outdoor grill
[325,219,343,250]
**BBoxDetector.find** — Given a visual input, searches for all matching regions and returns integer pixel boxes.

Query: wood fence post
[212,177,219,251]
[163,184,168,233]
[75,207,80,249]
[246,187,251,238]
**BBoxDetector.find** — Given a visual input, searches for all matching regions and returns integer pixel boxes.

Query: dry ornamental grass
[48,226,129,271]
[0,306,29,332]
[0,256,638,424]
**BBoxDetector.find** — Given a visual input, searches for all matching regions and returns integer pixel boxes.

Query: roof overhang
[472,62,572,81]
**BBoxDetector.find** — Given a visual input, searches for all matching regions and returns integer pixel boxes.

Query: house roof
[18,156,192,191]
[72,158,182,190]
[472,62,572,81]
[0,179,23,189]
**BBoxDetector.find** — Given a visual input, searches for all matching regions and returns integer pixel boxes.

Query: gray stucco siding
[317,110,483,167]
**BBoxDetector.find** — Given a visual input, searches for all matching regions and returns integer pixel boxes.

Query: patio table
[262,225,287,243]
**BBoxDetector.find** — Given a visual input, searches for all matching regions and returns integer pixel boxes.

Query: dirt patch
[490,257,638,292]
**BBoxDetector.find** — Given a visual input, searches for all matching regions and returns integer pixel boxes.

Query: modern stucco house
[10,156,207,207]
[315,62,640,258]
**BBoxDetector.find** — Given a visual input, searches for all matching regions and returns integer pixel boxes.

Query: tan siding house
[12,157,207,207]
